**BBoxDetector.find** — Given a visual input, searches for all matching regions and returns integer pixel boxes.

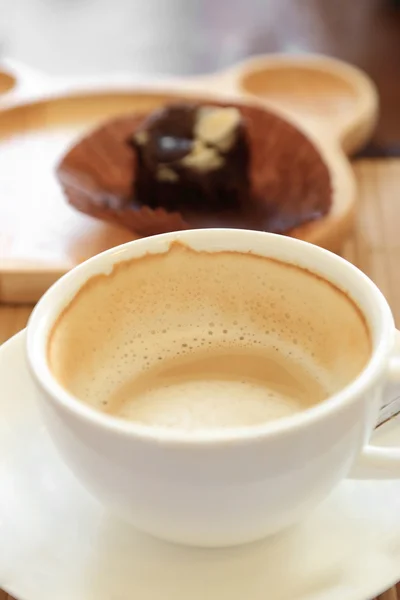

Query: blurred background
[2,0,400,148]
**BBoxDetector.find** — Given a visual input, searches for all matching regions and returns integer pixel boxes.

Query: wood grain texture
[1,158,400,599]
[0,305,32,344]
[378,589,399,600]
[346,159,400,327]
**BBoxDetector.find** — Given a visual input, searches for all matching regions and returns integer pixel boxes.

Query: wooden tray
[0,55,378,303]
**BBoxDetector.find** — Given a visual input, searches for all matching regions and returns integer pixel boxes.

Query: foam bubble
[48,243,371,430]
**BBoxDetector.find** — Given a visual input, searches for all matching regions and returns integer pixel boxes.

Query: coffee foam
[48,243,371,430]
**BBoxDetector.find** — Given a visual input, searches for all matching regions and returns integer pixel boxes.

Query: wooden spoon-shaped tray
[0,54,378,303]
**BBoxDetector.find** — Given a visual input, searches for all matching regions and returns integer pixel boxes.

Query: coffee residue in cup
[48,243,371,431]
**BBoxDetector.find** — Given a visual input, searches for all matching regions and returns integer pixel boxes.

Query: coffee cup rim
[26,229,395,445]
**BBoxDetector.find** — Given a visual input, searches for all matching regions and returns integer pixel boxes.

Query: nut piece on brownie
[130,103,251,212]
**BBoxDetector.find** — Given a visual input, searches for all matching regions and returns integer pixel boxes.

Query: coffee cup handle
[350,329,400,479]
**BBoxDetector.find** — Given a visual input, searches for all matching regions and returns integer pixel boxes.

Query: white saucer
[2,332,400,600]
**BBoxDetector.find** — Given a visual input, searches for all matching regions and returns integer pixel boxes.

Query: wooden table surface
[1,158,400,599]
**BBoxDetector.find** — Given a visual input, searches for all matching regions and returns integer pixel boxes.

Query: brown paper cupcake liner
[57,100,331,238]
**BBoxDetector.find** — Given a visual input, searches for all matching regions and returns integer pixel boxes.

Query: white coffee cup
[27,229,400,547]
